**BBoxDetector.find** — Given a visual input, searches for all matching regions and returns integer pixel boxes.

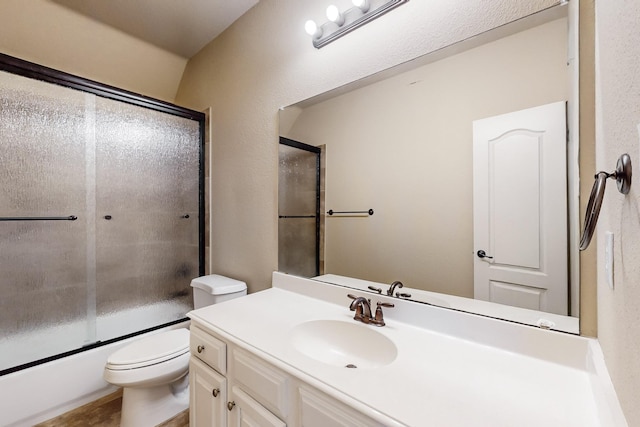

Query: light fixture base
[312,0,409,49]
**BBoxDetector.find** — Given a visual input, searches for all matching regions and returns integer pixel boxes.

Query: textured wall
[0,0,187,102]
[174,0,562,294]
[595,1,640,425]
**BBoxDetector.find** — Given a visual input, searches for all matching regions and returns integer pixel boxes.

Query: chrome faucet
[387,280,403,296]
[348,294,394,327]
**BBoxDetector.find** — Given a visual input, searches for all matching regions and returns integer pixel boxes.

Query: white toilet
[104,274,247,427]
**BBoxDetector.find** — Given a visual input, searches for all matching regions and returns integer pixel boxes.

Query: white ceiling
[50,0,259,58]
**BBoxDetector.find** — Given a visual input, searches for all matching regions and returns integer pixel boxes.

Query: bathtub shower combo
[0,53,205,377]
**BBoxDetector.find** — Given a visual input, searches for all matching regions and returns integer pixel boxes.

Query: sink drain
[345,364,358,368]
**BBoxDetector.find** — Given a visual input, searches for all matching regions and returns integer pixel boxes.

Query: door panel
[491,132,541,269]
[229,386,286,427]
[473,102,568,315]
[489,281,545,311]
[189,358,227,427]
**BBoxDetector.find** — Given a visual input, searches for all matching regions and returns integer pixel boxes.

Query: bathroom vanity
[187,272,626,426]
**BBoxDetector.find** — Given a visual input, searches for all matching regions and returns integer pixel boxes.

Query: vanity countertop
[188,272,626,427]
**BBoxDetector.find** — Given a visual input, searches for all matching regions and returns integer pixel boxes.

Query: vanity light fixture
[305,0,409,49]
[304,20,323,39]
[352,0,371,13]
[326,5,345,26]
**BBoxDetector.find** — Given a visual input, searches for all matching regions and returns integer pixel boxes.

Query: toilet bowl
[104,328,191,427]
[103,274,247,427]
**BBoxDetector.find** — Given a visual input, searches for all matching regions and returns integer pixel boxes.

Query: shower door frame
[0,52,206,376]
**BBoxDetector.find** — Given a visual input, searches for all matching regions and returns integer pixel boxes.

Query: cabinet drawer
[190,325,226,374]
[231,348,290,418]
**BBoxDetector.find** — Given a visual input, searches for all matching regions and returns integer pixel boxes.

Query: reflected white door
[473,102,568,315]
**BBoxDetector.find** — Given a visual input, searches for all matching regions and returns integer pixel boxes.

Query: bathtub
[0,301,190,427]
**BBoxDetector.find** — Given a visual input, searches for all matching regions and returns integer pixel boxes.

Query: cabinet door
[299,386,384,427]
[228,386,286,427]
[190,358,227,427]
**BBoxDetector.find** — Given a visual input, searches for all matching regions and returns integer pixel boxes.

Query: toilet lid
[106,328,190,370]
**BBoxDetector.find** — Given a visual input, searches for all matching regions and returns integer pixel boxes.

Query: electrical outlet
[605,231,614,289]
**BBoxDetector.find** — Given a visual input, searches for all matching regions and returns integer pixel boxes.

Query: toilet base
[120,374,189,427]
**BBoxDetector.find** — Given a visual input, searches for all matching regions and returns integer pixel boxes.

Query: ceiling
[50,0,260,58]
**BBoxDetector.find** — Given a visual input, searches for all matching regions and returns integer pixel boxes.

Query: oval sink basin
[290,320,397,369]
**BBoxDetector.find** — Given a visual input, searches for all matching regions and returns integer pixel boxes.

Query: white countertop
[188,272,626,427]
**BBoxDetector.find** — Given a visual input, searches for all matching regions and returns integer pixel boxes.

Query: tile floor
[34,390,189,427]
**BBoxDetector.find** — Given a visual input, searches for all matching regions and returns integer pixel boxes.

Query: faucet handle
[377,302,395,308]
[373,301,394,327]
[367,285,382,294]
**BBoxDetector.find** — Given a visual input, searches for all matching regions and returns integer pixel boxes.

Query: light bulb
[304,20,322,38]
[352,0,370,12]
[326,5,345,26]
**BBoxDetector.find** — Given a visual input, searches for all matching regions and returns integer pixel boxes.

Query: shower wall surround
[0,53,205,374]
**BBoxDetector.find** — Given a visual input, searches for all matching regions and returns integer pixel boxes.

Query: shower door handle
[0,215,77,221]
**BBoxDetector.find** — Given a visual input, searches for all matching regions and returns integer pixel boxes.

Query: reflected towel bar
[327,209,374,216]
[0,215,78,221]
[279,215,316,218]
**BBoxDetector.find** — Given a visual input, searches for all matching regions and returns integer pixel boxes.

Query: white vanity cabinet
[189,322,386,427]
[190,323,288,427]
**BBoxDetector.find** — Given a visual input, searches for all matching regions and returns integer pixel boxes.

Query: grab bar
[327,209,374,216]
[579,153,631,251]
[0,215,78,222]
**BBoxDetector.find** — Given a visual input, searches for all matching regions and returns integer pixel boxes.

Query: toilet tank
[190,274,247,309]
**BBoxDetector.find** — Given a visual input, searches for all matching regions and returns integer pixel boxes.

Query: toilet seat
[106,328,189,370]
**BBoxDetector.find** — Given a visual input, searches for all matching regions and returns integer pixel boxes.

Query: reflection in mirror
[279,7,579,334]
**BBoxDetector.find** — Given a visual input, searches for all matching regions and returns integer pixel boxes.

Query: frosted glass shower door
[0,57,203,374]
[278,138,321,277]
[94,99,201,341]
[0,72,92,371]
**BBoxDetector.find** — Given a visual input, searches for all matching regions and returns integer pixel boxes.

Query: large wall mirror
[279,4,580,334]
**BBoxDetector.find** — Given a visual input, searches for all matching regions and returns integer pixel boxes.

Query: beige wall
[281,19,568,299]
[175,0,560,293]
[595,1,640,425]
[0,0,187,102]
[578,0,597,338]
